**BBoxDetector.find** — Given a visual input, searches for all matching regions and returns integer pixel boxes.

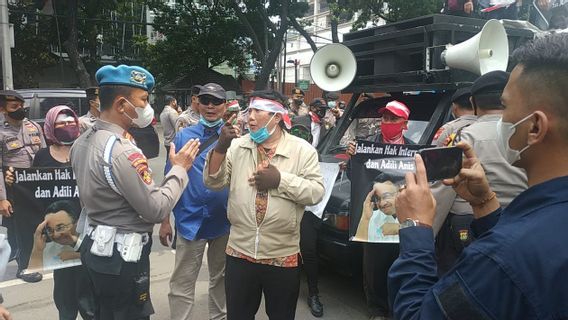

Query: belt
[87,225,150,246]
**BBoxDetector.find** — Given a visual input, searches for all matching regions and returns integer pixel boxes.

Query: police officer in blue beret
[70,65,201,319]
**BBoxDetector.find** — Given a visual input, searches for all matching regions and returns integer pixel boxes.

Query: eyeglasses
[45,223,73,235]
[199,96,225,106]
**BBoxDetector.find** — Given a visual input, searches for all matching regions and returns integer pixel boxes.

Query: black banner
[349,141,430,243]
[10,167,82,273]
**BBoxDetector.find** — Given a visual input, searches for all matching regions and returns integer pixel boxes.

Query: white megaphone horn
[310,43,357,92]
[441,19,509,75]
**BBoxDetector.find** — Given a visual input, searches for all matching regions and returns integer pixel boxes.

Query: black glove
[254,164,281,191]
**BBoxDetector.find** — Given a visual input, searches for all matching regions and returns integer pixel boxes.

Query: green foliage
[140,0,253,86]
[348,0,443,31]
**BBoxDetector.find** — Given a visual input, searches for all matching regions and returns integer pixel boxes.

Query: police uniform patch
[433,126,444,142]
[25,122,37,132]
[31,136,41,144]
[130,71,147,86]
[128,152,152,185]
[444,133,457,147]
[459,229,469,242]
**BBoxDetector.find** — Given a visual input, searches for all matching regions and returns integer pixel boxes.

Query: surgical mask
[381,122,405,141]
[328,101,336,109]
[54,126,80,145]
[7,108,26,121]
[124,99,154,128]
[199,115,223,128]
[250,114,276,144]
[496,113,534,165]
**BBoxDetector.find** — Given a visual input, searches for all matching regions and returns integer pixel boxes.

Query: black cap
[309,98,328,108]
[191,85,202,96]
[471,71,510,96]
[451,87,471,103]
[325,91,340,100]
[198,83,226,100]
[0,90,24,103]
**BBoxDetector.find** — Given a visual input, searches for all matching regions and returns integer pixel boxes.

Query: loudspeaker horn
[310,43,357,92]
[441,19,509,75]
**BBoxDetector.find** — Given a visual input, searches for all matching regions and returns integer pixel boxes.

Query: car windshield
[338,118,429,146]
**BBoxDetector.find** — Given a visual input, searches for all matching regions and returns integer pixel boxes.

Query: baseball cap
[198,83,226,100]
[471,71,510,96]
[309,98,329,109]
[378,100,410,120]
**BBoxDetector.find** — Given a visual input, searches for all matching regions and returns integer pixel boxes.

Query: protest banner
[349,141,430,243]
[306,162,340,219]
[9,167,82,273]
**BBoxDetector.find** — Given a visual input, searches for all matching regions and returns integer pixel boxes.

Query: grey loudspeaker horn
[310,43,357,92]
[441,19,509,75]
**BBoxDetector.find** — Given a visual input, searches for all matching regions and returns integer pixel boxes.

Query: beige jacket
[204,131,324,259]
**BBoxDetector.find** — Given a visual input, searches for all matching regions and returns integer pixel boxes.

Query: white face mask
[496,113,534,165]
[124,99,154,128]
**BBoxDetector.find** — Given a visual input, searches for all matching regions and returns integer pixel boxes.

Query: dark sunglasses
[199,96,225,106]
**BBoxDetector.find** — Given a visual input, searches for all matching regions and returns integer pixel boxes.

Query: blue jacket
[165,123,229,241]
[388,175,568,319]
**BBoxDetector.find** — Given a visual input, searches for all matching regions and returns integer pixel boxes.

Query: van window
[38,97,87,119]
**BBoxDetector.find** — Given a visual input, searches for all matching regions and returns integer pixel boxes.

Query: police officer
[430,87,477,275]
[0,90,45,283]
[70,65,201,319]
[79,87,100,133]
[175,85,201,132]
[289,87,309,117]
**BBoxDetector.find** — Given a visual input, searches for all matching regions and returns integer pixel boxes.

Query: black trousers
[363,243,399,317]
[300,212,321,297]
[81,236,154,320]
[2,216,18,261]
[53,265,96,320]
[225,255,300,320]
[11,202,43,270]
[435,213,474,276]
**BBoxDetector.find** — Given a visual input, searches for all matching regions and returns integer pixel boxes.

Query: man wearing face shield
[204,89,324,320]
[0,90,46,283]
[79,87,101,133]
[70,65,201,319]
[387,33,568,320]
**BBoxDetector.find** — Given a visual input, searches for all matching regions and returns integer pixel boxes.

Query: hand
[537,0,549,10]
[0,200,13,218]
[159,220,173,247]
[339,161,348,171]
[169,139,201,171]
[252,164,281,191]
[4,167,14,186]
[0,305,12,320]
[464,1,474,14]
[382,223,400,236]
[442,142,493,205]
[33,220,48,252]
[216,114,241,154]
[58,251,78,261]
[362,191,374,220]
[395,154,436,227]
[346,141,356,156]
[331,107,341,119]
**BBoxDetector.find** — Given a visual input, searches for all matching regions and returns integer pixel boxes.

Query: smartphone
[419,146,462,182]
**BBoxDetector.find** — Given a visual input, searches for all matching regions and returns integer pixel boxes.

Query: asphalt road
[0,125,370,320]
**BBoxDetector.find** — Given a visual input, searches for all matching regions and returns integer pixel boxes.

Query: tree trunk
[289,17,317,52]
[331,17,340,43]
[255,1,289,90]
[62,0,92,88]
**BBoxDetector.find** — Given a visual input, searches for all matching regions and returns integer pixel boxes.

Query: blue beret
[95,65,155,92]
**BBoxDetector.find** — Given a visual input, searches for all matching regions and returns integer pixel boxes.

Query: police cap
[471,71,510,96]
[0,90,24,104]
[95,65,155,92]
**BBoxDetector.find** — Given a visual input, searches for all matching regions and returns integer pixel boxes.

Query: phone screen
[419,147,462,182]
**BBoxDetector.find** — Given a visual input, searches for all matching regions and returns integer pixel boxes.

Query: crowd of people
[0,31,564,320]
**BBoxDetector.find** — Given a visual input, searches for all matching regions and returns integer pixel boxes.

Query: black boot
[307,295,323,317]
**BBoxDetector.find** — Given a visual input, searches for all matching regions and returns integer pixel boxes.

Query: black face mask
[315,108,326,118]
[7,108,26,121]
[293,99,303,105]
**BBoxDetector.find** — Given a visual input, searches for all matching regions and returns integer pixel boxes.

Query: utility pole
[0,0,13,90]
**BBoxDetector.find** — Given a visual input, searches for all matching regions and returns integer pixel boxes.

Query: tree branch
[288,17,317,52]
[231,1,265,60]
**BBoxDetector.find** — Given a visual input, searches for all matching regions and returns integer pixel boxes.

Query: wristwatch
[399,218,431,229]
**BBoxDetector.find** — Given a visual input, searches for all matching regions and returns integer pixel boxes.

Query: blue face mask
[250,114,276,144]
[199,116,223,128]
[327,101,336,108]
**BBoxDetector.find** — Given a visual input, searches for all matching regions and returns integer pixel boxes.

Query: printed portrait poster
[8,167,82,274]
[349,141,429,243]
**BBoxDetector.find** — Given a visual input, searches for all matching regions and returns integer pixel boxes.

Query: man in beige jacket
[205,89,324,320]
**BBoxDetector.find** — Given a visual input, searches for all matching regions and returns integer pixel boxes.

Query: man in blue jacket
[388,33,568,319]
[161,83,230,320]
